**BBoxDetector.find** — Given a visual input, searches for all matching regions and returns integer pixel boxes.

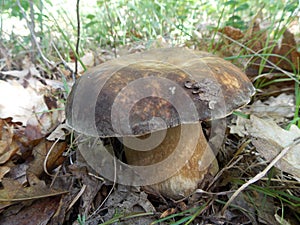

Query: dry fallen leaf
[230,93,295,136]
[245,93,295,121]
[160,208,177,219]
[219,26,244,41]
[220,20,300,73]
[0,119,20,164]
[27,138,66,177]
[47,123,69,141]
[102,185,156,223]
[0,177,67,206]
[0,80,47,124]
[0,196,61,225]
[0,166,10,181]
[247,116,300,180]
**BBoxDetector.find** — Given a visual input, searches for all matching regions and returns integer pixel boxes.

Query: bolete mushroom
[66,48,255,199]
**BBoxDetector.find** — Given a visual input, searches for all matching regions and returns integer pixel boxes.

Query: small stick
[221,139,300,215]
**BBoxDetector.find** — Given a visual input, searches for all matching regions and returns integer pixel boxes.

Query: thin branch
[16,0,53,68]
[29,0,36,62]
[104,0,117,57]
[75,0,80,77]
[221,138,300,215]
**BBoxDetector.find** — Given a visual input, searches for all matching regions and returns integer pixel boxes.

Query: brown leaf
[0,196,61,225]
[245,20,267,52]
[273,29,300,71]
[220,20,299,74]
[5,162,28,184]
[247,24,299,73]
[219,26,244,41]
[68,164,103,216]
[0,119,20,164]
[0,178,67,204]
[27,138,66,177]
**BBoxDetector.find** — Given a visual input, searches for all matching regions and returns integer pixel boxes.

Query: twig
[29,0,36,62]
[207,155,244,191]
[75,0,80,77]
[67,184,87,211]
[16,0,53,68]
[104,0,117,57]
[52,42,71,69]
[221,138,300,215]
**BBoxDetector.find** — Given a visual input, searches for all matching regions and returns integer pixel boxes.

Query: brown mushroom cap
[66,47,255,137]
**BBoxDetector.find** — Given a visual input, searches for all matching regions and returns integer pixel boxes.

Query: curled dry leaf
[0,77,64,141]
[0,166,10,181]
[231,115,300,181]
[47,123,69,141]
[230,93,295,136]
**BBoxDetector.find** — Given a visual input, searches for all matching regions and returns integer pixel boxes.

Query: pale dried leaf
[230,93,295,137]
[0,121,20,164]
[245,93,295,121]
[0,143,18,164]
[81,52,95,67]
[47,123,69,141]
[28,65,41,77]
[1,69,29,79]
[0,80,47,124]
[0,166,10,181]
[229,116,251,137]
[247,115,300,180]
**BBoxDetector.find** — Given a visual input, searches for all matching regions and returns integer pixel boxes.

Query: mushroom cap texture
[66,47,255,137]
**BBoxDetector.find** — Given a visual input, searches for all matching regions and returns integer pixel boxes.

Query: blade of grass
[294,61,300,127]
[48,12,86,72]
[233,179,300,207]
[151,207,199,225]
[100,212,154,225]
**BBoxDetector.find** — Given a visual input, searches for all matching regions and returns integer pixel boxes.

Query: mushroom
[66,48,255,199]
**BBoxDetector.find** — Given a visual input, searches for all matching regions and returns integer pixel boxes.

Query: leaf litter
[0,53,70,223]
[231,115,300,181]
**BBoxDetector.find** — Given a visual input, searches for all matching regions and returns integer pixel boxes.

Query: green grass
[150,204,207,225]
[2,1,298,57]
[99,211,154,225]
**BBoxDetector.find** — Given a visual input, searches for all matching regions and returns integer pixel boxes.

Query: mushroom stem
[123,123,218,199]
